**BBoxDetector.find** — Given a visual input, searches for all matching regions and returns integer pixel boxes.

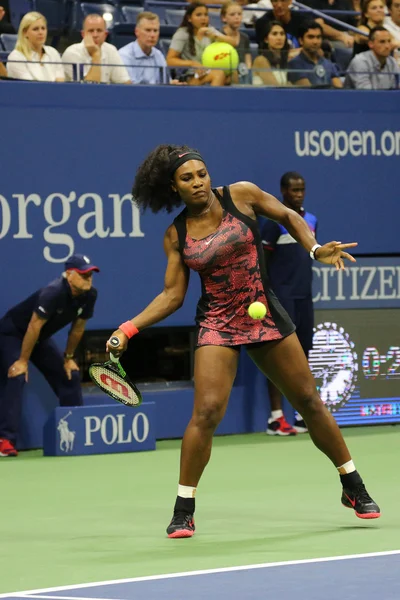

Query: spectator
[353,0,386,55]
[62,14,130,84]
[255,0,309,49]
[0,254,99,458]
[300,0,355,47]
[243,0,273,27]
[253,20,295,84]
[119,13,169,84]
[6,12,64,81]
[0,1,15,34]
[220,1,252,72]
[345,26,399,87]
[167,3,226,85]
[0,62,6,77]
[287,21,343,86]
[384,0,400,46]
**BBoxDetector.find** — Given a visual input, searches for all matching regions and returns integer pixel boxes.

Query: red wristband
[118,321,139,339]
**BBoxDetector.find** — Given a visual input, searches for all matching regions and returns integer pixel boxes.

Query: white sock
[337,460,356,475]
[295,413,303,421]
[178,484,196,498]
[269,409,283,423]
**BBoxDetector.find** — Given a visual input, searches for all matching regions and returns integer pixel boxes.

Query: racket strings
[89,365,140,406]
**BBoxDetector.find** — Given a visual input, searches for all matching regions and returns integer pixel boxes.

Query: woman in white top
[252,21,296,86]
[167,3,226,86]
[7,12,64,81]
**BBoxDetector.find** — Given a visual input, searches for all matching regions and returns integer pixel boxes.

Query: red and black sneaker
[166,512,195,538]
[267,416,297,436]
[341,484,380,519]
[0,438,18,457]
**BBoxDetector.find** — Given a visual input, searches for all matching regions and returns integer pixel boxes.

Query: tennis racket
[88,336,142,407]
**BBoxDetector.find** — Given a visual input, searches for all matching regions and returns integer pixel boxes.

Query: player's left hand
[64,358,79,380]
[316,241,357,270]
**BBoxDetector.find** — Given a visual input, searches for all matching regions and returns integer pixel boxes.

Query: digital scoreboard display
[311,309,400,426]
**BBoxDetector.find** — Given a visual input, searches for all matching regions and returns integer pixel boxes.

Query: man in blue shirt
[259,173,317,436]
[288,22,343,88]
[0,254,99,457]
[119,12,171,84]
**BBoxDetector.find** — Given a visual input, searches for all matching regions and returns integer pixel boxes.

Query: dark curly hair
[132,144,202,213]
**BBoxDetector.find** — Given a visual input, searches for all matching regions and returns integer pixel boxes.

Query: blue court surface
[2,551,399,600]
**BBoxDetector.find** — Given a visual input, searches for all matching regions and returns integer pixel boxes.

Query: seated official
[6,12,64,81]
[288,22,343,88]
[345,26,400,88]
[119,12,175,84]
[0,254,99,458]
[62,14,130,84]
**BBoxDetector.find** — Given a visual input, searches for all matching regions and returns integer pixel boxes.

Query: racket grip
[110,336,121,348]
[109,336,121,363]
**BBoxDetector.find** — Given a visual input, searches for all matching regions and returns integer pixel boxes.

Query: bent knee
[192,399,226,430]
[295,386,323,414]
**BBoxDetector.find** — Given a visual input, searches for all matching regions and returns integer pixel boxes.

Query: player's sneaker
[293,417,308,433]
[266,416,297,436]
[341,483,380,519]
[0,438,18,457]
[166,512,195,538]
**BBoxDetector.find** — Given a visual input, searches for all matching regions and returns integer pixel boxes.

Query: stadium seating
[159,37,171,56]
[164,8,183,25]
[120,5,144,23]
[0,33,17,51]
[80,2,123,27]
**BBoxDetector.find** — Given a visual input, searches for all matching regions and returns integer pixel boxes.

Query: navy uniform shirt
[288,52,339,87]
[4,277,97,340]
[259,210,318,299]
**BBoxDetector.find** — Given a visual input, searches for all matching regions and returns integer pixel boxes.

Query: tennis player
[106,145,380,538]
[0,254,99,457]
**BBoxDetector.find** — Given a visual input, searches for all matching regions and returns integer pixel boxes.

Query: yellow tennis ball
[201,42,239,72]
[248,301,267,320]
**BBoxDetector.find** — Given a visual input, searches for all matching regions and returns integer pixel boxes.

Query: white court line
[20,596,123,600]
[1,549,399,598]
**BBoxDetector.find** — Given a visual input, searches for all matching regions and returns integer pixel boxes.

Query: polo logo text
[84,413,150,446]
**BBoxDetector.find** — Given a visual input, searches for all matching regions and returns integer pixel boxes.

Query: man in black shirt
[256,0,354,49]
[0,254,99,456]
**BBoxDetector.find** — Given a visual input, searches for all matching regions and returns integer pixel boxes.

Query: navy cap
[65,254,100,273]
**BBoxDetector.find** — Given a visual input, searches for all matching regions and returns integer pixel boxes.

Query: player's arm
[242,181,357,270]
[106,225,190,352]
[8,313,47,381]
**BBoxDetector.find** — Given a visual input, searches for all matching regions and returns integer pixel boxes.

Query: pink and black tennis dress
[173,186,295,348]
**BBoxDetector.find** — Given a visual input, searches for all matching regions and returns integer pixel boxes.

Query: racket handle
[109,336,121,363]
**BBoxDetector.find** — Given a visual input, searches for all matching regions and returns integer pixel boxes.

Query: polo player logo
[57,411,76,453]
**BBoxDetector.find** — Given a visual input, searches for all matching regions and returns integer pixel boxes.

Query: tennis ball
[201,42,239,72]
[248,301,267,320]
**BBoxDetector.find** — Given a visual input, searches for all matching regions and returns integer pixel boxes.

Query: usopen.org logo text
[294,130,400,161]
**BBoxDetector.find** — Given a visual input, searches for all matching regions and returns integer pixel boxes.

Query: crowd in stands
[1,0,399,88]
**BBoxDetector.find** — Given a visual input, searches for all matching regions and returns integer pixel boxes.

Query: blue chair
[121,5,143,23]
[33,0,67,32]
[165,8,184,26]
[159,37,171,56]
[249,42,258,60]
[8,0,32,30]
[208,11,222,29]
[0,33,17,51]
[80,2,123,28]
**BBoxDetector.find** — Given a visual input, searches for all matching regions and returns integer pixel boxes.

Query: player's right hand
[106,330,128,356]
[8,359,29,381]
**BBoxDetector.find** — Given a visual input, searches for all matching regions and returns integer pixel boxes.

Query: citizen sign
[84,413,149,446]
[43,404,156,456]
[0,192,144,263]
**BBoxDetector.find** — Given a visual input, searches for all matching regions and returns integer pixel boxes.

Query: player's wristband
[64,352,74,360]
[309,244,322,260]
[118,321,139,339]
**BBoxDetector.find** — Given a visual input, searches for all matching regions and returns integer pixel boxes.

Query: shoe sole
[293,427,308,433]
[0,452,17,457]
[342,502,381,519]
[167,529,195,538]
[266,430,296,436]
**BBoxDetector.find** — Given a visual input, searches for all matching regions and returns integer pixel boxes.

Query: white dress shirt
[7,46,64,81]
[62,40,130,83]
